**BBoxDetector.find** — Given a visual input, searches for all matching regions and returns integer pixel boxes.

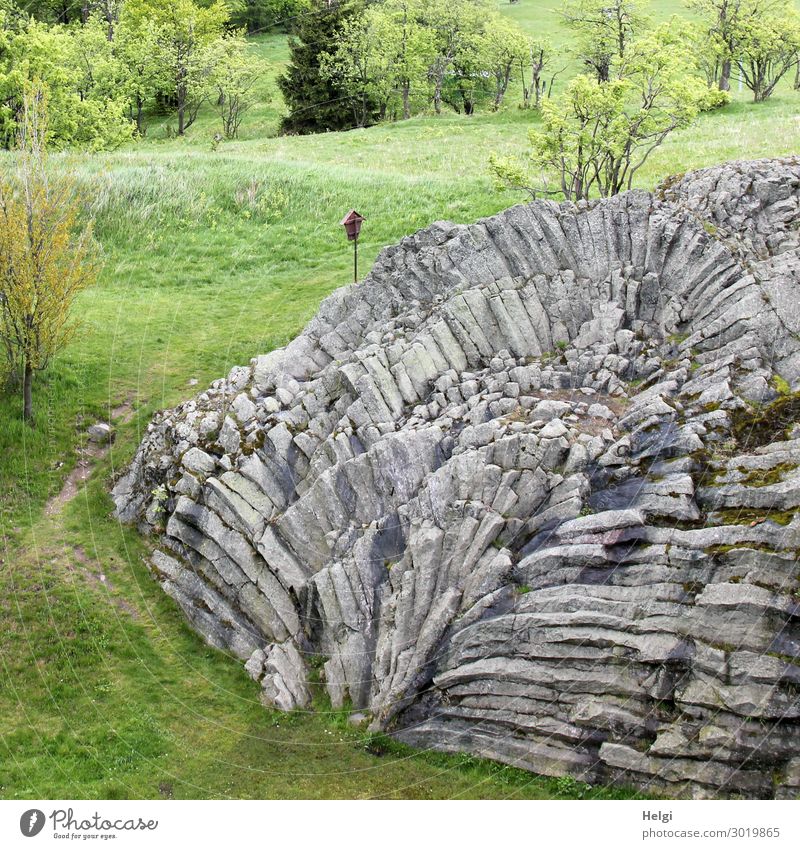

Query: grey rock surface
[88,422,114,444]
[114,159,800,798]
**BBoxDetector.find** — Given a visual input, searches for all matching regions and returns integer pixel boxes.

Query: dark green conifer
[278,0,374,135]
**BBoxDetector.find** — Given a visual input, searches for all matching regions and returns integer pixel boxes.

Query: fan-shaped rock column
[114,159,800,798]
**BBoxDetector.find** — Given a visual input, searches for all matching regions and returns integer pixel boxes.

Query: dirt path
[41,395,146,622]
[44,397,136,517]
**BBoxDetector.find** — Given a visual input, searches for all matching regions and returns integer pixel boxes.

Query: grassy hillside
[0,0,797,799]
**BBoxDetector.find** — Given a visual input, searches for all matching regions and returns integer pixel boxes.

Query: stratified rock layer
[114,159,800,798]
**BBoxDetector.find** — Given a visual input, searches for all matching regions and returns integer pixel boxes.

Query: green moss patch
[732,392,800,449]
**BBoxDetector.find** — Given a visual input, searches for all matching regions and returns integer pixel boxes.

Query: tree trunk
[402,83,410,120]
[520,59,530,108]
[23,361,33,423]
[719,58,732,91]
[177,64,188,135]
[135,97,145,136]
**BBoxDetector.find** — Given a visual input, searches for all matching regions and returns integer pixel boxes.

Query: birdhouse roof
[340,209,365,225]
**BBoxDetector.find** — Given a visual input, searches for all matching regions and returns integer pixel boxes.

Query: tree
[0,86,100,422]
[17,0,118,26]
[321,0,436,122]
[16,1,83,23]
[1,14,132,149]
[209,33,268,137]
[688,0,797,92]
[114,10,165,135]
[519,37,563,109]
[279,0,365,134]
[380,0,434,119]
[688,0,742,91]
[491,26,723,201]
[441,6,495,115]
[88,0,121,39]
[422,0,488,115]
[478,16,528,110]
[228,0,308,33]
[320,8,395,124]
[1,0,28,27]
[67,11,121,98]
[445,10,529,116]
[562,0,648,82]
[1,10,22,149]
[734,5,800,101]
[688,18,728,87]
[127,0,228,136]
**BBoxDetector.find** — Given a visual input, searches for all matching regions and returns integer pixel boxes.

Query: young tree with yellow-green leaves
[0,7,132,149]
[519,37,563,110]
[688,0,800,96]
[562,0,649,83]
[490,24,728,202]
[0,87,100,423]
[734,3,800,101]
[123,0,230,136]
[209,32,270,138]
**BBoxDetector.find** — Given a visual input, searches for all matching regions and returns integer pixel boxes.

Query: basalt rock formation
[113,159,800,798]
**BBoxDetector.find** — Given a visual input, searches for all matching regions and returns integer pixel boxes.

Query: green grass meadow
[0,0,797,799]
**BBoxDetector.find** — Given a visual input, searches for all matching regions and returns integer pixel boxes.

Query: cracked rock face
[114,159,800,799]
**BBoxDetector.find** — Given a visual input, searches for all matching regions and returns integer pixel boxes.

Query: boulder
[113,158,800,799]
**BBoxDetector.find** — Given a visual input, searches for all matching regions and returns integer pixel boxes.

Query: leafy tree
[379,0,434,119]
[279,0,365,134]
[519,37,563,109]
[562,0,648,82]
[321,0,446,122]
[688,0,798,93]
[67,12,120,98]
[209,32,269,137]
[688,0,742,91]
[446,11,528,116]
[88,0,121,39]
[19,0,118,26]
[314,0,535,120]
[17,1,83,23]
[1,15,132,148]
[1,9,22,147]
[0,86,100,422]
[1,0,28,26]
[126,0,229,135]
[320,8,395,124]
[481,15,528,110]
[492,26,722,201]
[734,4,800,100]
[423,0,488,115]
[442,10,494,114]
[114,10,165,135]
[687,18,728,88]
